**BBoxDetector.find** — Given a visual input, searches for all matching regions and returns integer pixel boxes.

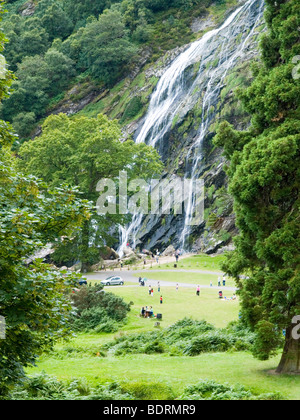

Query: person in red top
[160,296,163,304]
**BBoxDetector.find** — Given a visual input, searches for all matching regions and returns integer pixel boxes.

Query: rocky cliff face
[116,0,266,255]
[40,0,265,256]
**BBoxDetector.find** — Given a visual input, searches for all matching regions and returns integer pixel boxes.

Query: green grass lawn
[112,285,239,330]
[150,253,226,271]
[26,281,300,400]
[28,352,300,400]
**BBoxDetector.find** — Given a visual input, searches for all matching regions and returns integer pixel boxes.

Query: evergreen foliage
[215,0,300,373]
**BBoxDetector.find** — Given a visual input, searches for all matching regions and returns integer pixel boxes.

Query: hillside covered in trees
[1,0,224,139]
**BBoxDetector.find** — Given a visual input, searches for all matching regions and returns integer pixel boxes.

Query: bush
[94,319,119,334]
[71,284,131,320]
[72,307,112,332]
[144,339,165,354]
[121,96,143,122]
[183,332,234,356]
[178,379,283,400]
[101,318,255,356]
[120,381,175,400]
[70,283,131,333]
[9,373,134,400]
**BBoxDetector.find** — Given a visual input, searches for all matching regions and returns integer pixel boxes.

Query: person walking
[196,285,200,296]
[176,283,179,292]
[151,288,154,297]
[158,281,160,292]
[149,285,152,296]
[160,296,163,305]
[218,276,221,287]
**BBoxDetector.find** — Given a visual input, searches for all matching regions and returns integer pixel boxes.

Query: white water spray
[118,0,265,256]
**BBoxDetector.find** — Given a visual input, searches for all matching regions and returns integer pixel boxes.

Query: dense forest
[1,0,220,139]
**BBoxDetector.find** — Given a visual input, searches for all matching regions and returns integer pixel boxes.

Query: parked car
[101,276,124,286]
[78,278,87,286]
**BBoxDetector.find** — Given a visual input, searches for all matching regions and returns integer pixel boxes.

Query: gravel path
[84,270,237,291]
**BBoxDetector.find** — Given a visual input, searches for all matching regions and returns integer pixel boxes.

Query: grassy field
[153,253,226,271]
[28,352,300,400]
[26,267,300,400]
[114,286,239,330]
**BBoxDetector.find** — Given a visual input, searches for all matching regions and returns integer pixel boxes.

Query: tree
[17,113,163,271]
[0,150,92,394]
[0,4,92,395]
[41,3,74,41]
[1,50,75,137]
[62,0,114,25]
[2,15,50,71]
[214,0,300,373]
[78,9,138,85]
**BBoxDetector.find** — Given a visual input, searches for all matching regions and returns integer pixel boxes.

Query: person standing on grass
[160,296,163,304]
[223,275,226,287]
[196,285,200,296]
[151,288,154,297]
[158,281,160,292]
[176,283,179,292]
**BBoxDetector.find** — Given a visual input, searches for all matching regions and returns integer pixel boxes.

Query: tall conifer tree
[215,0,300,373]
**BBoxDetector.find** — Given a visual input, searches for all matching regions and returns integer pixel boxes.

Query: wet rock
[162,245,176,256]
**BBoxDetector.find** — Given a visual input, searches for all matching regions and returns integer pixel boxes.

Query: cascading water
[118,0,265,257]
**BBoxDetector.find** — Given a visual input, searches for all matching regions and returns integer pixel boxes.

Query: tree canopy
[0,3,92,396]
[215,0,300,373]
[17,113,163,270]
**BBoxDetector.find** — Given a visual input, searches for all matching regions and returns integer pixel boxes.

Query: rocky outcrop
[19,1,35,17]
[117,0,265,255]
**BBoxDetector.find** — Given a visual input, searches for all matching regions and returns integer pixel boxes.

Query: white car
[101,276,124,286]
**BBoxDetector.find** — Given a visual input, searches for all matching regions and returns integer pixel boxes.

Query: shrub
[70,283,131,332]
[94,319,119,334]
[121,96,143,122]
[101,318,255,356]
[144,339,165,354]
[72,307,111,332]
[183,332,234,356]
[120,381,175,400]
[178,379,283,400]
[9,374,134,400]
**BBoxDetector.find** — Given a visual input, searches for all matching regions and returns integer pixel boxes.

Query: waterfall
[118,0,265,257]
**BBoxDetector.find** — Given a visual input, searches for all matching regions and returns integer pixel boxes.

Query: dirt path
[84,270,236,291]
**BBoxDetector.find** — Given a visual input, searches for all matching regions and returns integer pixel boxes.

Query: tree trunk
[276,325,300,374]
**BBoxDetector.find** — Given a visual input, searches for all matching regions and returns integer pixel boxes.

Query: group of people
[219,291,237,301]
[140,306,154,318]
[217,275,227,287]
[147,283,163,304]
[154,248,181,264]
